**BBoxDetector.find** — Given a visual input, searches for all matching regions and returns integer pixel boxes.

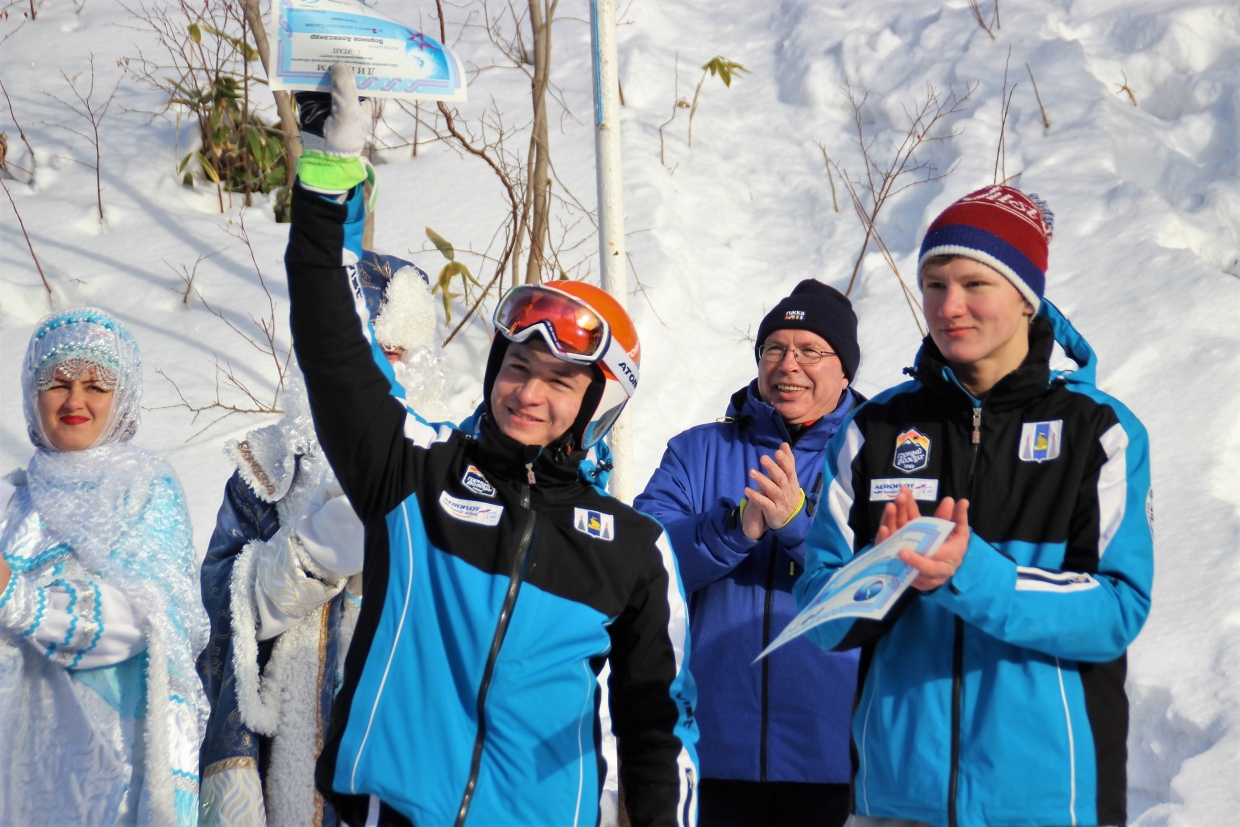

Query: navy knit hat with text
[918,185,1055,309]
[755,280,859,380]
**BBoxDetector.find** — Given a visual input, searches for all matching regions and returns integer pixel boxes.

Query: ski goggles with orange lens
[493,283,639,400]
[493,284,611,364]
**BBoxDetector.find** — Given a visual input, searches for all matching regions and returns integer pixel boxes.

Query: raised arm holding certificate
[268,0,467,101]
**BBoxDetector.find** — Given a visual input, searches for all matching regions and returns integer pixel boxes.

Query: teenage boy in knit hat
[637,280,864,827]
[796,186,1154,827]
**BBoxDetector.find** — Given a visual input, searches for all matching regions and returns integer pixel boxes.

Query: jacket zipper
[759,545,777,781]
[948,404,982,827]
[454,481,537,827]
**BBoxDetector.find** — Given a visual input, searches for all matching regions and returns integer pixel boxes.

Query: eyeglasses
[757,344,837,365]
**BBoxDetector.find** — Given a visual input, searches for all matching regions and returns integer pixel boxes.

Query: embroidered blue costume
[0,308,209,826]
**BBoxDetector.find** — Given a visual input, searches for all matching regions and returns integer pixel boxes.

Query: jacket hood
[723,381,857,452]
[1039,298,1098,387]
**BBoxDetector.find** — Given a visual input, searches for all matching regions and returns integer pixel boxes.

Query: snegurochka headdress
[21,307,143,450]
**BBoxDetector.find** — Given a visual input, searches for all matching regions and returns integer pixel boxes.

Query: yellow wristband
[776,489,807,529]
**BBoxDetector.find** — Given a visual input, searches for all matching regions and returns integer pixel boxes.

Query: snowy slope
[3,0,1240,823]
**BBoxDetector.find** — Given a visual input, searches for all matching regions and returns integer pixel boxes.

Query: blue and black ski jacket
[285,183,699,827]
[795,304,1153,827]
[635,382,860,785]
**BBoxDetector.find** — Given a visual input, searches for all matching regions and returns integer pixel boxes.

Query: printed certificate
[268,0,467,101]
[757,517,955,660]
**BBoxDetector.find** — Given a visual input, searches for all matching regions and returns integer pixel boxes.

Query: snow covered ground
[3,0,1239,823]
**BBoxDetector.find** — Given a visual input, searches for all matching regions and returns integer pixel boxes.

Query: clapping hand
[878,486,971,591]
[742,442,803,541]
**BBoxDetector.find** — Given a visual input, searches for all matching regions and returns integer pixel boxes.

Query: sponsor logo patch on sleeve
[573,507,615,541]
[439,491,503,527]
[1018,420,1063,462]
[892,428,931,473]
[870,478,939,502]
[461,464,497,497]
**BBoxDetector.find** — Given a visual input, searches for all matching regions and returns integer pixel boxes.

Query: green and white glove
[296,63,376,202]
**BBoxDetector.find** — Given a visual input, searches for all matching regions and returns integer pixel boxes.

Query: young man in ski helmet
[796,186,1153,827]
[635,280,863,826]
[283,65,697,827]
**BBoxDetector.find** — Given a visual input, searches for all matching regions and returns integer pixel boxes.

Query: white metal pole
[590,0,634,504]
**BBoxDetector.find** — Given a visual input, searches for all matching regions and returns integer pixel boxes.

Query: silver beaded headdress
[22,307,143,450]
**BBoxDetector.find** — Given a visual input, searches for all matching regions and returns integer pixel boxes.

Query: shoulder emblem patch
[439,491,503,527]
[892,428,931,473]
[573,507,615,541]
[461,464,496,498]
[1018,420,1063,463]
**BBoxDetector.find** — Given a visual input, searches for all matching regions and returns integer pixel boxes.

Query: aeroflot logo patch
[573,508,615,541]
[1018,420,1063,463]
[439,491,503,527]
[871,478,939,502]
[461,465,496,498]
[892,428,931,473]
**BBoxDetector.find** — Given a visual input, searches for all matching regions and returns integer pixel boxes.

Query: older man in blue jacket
[636,280,862,826]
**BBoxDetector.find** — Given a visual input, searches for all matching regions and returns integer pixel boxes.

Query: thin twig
[967,0,995,39]
[837,170,925,336]
[659,53,686,168]
[1,175,52,297]
[1115,71,1138,106]
[837,81,974,295]
[993,48,1015,185]
[0,75,36,169]
[223,209,289,394]
[153,367,283,441]
[165,250,221,304]
[815,140,839,213]
[45,55,121,225]
[1026,63,1050,129]
[626,251,667,328]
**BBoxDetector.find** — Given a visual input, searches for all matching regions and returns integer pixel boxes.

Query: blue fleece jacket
[635,382,860,785]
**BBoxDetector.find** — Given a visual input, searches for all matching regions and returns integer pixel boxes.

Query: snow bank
[2,0,1238,822]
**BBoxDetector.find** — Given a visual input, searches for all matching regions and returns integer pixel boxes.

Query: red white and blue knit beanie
[918,185,1055,309]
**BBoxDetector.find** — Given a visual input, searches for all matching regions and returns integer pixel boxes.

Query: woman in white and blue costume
[0,307,209,826]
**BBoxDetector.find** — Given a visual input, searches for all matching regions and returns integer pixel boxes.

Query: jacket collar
[724,381,857,451]
[473,413,587,488]
[912,310,1081,411]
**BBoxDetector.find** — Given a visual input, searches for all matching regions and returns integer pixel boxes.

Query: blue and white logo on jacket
[1018,420,1062,463]
[439,491,503,526]
[892,428,931,473]
[573,508,614,541]
[461,464,496,497]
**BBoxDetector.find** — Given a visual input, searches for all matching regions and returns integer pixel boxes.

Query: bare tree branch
[1,175,52,298]
[45,55,122,225]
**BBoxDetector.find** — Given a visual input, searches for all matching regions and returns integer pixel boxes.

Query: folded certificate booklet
[757,517,955,660]
[268,0,467,101]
